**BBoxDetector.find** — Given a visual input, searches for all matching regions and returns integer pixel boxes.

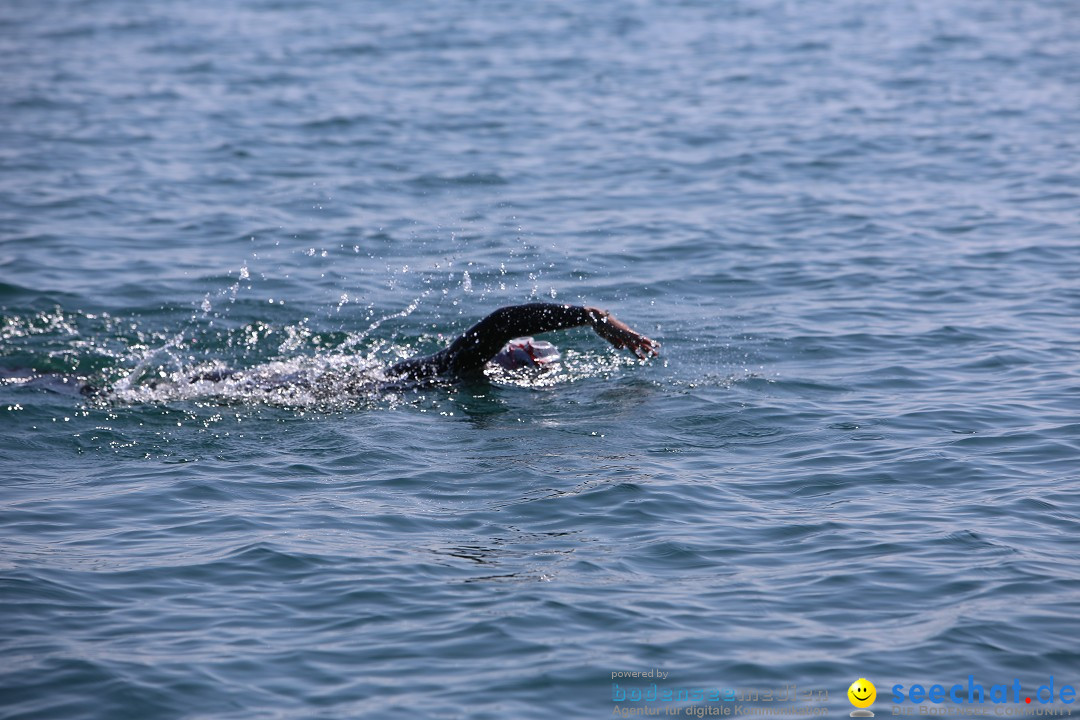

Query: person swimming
[188,302,657,392]
[6,302,658,398]
[386,303,659,379]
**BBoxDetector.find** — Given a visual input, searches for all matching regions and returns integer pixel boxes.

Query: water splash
[106,350,395,410]
[482,348,636,389]
[339,291,430,352]
[111,332,187,394]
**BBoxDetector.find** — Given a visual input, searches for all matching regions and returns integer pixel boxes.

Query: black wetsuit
[388,303,596,379]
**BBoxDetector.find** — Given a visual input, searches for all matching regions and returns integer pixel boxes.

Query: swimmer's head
[492,337,560,370]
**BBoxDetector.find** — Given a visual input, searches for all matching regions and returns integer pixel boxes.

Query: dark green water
[2,1,1079,718]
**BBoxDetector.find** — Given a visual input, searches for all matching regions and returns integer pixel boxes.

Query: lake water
[2,1,1079,718]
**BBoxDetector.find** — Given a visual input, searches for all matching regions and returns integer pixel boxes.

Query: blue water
[2,1,1079,718]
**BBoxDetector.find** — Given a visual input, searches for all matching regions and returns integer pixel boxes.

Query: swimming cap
[492,337,560,370]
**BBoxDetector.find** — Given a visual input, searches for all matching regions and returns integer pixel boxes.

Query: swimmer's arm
[445,303,658,374]
[586,307,661,359]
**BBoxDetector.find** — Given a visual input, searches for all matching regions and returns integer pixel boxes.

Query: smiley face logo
[848,678,877,709]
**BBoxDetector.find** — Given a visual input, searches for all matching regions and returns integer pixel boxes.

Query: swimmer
[197,302,657,384]
[9,302,658,397]
[387,303,659,379]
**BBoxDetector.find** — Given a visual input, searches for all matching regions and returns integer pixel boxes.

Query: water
[2,1,1079,718]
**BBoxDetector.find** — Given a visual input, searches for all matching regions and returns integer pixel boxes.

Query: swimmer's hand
[586,307,660,360]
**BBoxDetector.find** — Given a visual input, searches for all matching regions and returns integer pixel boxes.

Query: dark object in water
[387,303,658,379]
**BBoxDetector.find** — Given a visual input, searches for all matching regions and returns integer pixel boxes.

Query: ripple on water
[2,0,1080,716]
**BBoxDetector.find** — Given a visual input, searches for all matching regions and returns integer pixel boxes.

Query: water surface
[2,1,1079,718]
